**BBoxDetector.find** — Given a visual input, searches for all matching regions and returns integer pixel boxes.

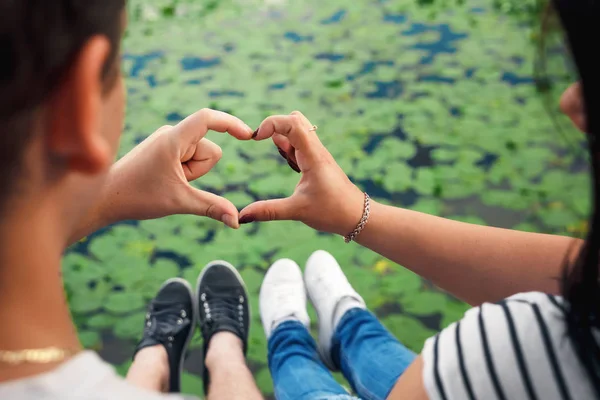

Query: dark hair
[553,0,600,395]
[0,0,126,199]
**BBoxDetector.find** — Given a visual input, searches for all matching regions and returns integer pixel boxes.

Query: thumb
[239,198,298,224]
[186,187,240,229]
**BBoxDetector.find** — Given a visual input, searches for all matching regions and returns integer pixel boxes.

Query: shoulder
[421,292,595,400]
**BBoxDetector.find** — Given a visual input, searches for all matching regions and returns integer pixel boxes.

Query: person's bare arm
[240,111,579,305]
[386,357,429,400]
[357,202,580,305]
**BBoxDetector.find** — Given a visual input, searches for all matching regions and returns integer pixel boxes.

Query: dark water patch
[403,23,468,65]
[152,250,192,268]
[392,124,409,140]
[348,60,394,81]
[363,134,388,154]
[366,80,403,99]
[283,32,313,42]
[515,96,527,105]
[476,152,499,171]
[419,74,456,84]
[502,72,535,85]
[209,90,244,98]
[321,9,346,24]
[315,53,346,62]
[410,91,430,101]
[355,179,420,206]
[465,68,476,78]
[123,51,164,78]
[113,285,125,292]
[471,6,486,13]
[186,77,212,85]
[224,43,235,52]
[384,13,407,24]
[68,221,139,256]
[166,112,185,123]
[449,106,462,117]
[376,301,403,317]
[146,75,157,87]
[414,313,442,331]
[88,280,98,290]
[268,82,287,90]
[375,302,442,331]
[180,56,221,71]
[134,136,146,145]
[98,331,134,365]
[408,143,436,168]
[510,56,525,66]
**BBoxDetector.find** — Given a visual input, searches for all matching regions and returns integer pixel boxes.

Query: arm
[68,109,254,246]
[240,111,579,305]
[386,357,428,400]
[356,202,579,304]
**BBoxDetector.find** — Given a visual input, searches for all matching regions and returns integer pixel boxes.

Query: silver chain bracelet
[344,193,371,243]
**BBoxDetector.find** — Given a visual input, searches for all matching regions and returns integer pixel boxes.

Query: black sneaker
[133,278,196,393]
[196,261,250,394]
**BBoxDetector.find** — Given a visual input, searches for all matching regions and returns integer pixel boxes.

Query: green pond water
[64,0,588,396]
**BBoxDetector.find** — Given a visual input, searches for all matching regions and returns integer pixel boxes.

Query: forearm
[67,185,115,246]
[357,201,581,305]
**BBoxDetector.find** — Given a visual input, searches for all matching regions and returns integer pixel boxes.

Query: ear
[46,36,113,174]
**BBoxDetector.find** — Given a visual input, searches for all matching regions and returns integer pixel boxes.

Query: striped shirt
[422,292,596,400]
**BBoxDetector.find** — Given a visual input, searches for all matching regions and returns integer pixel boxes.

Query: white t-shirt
[0,351,199,400]
[422,292,597,400]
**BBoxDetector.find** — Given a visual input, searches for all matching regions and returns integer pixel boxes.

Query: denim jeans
[268,308,416,400]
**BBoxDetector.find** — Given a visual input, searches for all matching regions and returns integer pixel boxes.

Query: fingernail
[239,215,256,225]
[244,124,253,133]
[221,214,238,229]
[287,159,301,173]
[277,147,288,160]
[252,129,259,139]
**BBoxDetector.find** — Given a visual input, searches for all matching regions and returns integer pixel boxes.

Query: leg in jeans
[332,308,416,400]
[305,250,416,400]
[261,259,358,400]
[269,321,358,400]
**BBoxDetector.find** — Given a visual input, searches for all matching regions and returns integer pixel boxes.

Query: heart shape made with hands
[119,108,361,235]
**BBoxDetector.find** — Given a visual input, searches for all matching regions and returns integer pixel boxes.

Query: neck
[0,201,81,382]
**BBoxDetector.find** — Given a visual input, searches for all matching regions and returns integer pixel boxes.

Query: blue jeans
[268,308,416,400]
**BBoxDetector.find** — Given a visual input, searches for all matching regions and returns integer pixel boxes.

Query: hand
[101,109,253,229]
[239,111,365,236]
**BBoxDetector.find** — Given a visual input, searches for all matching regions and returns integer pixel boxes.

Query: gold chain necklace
[0,347,77,365]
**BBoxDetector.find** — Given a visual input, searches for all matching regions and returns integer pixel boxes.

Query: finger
[182,139,223,181]
[273,134,299,171]
[239,198,299,223]
[273,134,292,155]
[186,188,240,229]
[254,112,323,164]
[176,109,254,146]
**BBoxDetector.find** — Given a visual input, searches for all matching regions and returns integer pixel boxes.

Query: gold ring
[309,125,318,132]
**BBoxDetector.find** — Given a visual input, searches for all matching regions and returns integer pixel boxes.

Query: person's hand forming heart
[240,111,365,237]
[99,109,254,229]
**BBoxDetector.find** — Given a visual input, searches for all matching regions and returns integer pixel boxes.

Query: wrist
[334,185,368,237]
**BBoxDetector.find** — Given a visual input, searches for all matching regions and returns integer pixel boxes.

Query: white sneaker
[260,258,310,339]
[305,250,366,370]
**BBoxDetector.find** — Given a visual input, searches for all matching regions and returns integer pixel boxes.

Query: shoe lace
[203,291,245,333]
[146,301,191,341]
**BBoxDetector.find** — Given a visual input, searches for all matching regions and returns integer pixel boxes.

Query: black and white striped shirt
[422,292,596,400]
